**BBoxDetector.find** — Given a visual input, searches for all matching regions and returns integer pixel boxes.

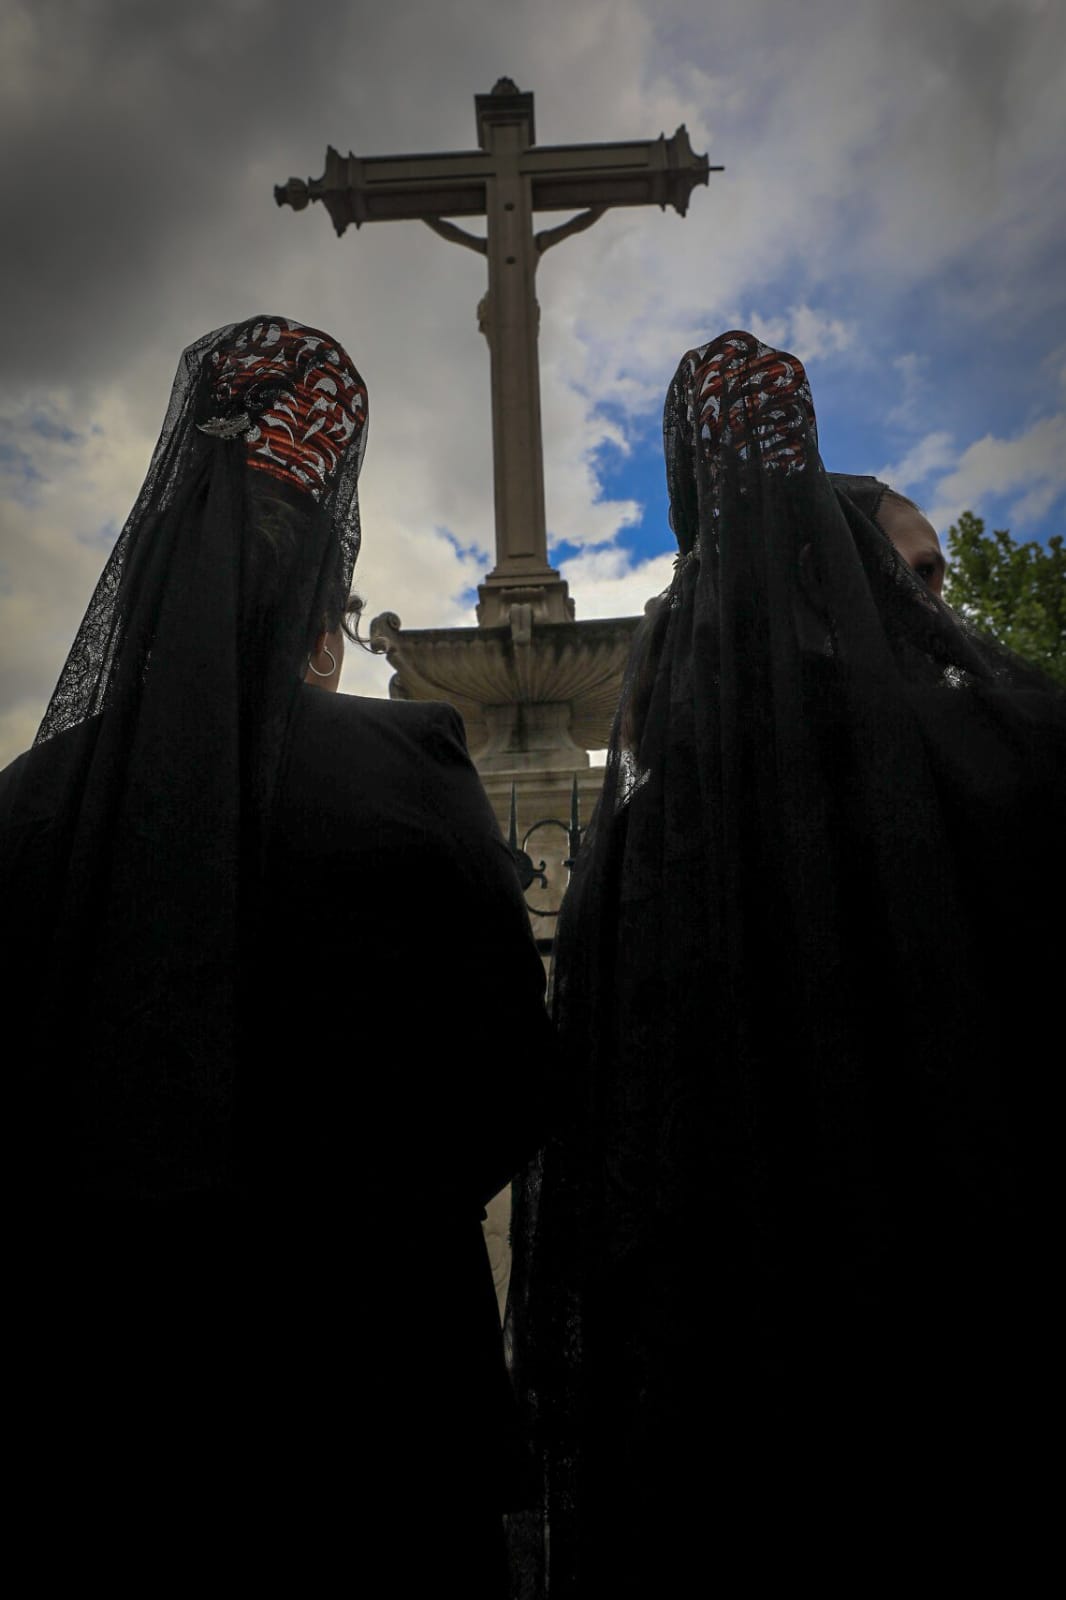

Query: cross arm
[521,126,718,217]
[275,144,494,236]
[275,126,719,236]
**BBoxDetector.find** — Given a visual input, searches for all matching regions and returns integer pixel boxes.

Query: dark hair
[876,486,925,524]
[245,477,351,645]
[341,592,369,645]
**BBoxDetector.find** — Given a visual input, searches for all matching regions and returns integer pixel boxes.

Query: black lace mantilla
[506,331,1065,1593]
[13,316,367,1197]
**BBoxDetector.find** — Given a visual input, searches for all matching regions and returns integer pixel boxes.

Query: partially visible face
[877,497,946,596]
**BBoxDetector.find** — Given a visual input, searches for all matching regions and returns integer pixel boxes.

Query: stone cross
[276,79,716,625]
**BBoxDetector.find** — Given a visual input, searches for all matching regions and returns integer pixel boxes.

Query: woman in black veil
[507,331,1064,1593]
[3,316,553,1592]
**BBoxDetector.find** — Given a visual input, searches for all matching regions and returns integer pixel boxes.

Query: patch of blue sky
[900,301,1052,434]
[0,440,46,506]
[437,526,486,567]
[966,482,1064,544]
[565,410,670,566]
[435,527,486,614]
[552,254,1064,570]
[74,519,120,549]
[0,407,85,507]
[547,538,585,568]
[30,412,80,445]
[0,438,45,480]
[780,290,1062,545]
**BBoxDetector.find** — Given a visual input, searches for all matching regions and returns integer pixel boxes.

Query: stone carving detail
[369,610,641,765]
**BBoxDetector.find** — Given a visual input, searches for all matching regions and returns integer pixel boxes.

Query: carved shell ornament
[196,317,367,500]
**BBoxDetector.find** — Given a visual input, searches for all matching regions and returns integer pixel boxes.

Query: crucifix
[276,79,718,625]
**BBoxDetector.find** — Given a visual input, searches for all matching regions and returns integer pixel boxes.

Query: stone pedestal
[368,606,638,765]
[476,572,575,627]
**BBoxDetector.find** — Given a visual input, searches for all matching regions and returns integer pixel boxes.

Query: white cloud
[0,379,168,767]
[0,383,489,766]
[735,305,858,368]
[559,546,676,620]
[2,0,1063,766]
[926,413,1066,534]
[540,360,645,550]
[876,431,957,492]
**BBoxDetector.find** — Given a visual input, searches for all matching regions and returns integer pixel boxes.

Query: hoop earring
[307,644,337,679]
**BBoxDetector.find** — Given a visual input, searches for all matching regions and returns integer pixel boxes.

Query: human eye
[912,554,945,594]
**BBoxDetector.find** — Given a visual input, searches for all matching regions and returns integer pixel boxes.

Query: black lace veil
[11,316,367,1198]
[507,332,1064,1592]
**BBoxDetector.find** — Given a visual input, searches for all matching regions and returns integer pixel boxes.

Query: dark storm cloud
[3,0,356,381]
[1,0,1062,768]
[7,0,1057,396]
[0,0,529,385]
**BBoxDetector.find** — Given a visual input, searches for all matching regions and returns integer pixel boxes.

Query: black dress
[3,686,555,1589]
[2,316,555,1594]
[255,684,556,1512]
[507,331,1065,1595]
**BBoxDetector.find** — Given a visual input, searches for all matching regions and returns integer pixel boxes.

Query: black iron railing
[507,775,584,919]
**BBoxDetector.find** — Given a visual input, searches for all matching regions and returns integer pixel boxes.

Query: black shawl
[2,315,368,1199]
[508,331,1064,1593]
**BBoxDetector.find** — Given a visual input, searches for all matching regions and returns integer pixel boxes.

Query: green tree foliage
[943,511,1066,686]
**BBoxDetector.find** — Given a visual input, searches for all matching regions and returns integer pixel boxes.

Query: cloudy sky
[1,0,1063,767]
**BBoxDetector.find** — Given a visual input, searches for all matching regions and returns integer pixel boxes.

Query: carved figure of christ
[276,80,714,624]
